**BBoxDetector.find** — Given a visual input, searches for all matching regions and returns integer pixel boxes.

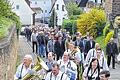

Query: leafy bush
[103,23,110,37]
[69,15,80,20]
[77,8,106,37]
[104,30,114,45]
[62,19,77,34]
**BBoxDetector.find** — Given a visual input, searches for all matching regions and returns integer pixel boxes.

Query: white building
[30,0,52,23]
[9,0,34,25]
[30,0,68,26]
[54,0,68,26]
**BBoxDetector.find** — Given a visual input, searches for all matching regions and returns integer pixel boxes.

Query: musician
[45,62,69,80]
[57,51,77,80]
[14,54,34,80]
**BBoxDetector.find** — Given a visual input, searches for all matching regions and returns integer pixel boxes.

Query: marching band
[14,26,112,80]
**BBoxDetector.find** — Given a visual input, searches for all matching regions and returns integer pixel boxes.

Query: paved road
[17,35,36,63]
[18,35,120,80]
[109,62,120,80]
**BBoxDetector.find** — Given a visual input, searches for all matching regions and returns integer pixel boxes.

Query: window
[62,5,64,11]
[45,10,47,13]
[57,4,59,10]
[35,2,37,4]
[16,5,19,9]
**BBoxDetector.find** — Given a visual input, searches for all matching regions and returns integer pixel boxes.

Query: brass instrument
[22,56,49,80]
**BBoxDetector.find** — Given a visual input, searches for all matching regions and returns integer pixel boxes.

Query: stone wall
[112,0,120,18]
[105,0,120,20]
[0,26,18,80]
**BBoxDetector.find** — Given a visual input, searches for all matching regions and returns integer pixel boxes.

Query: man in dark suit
[74,36,84,53]
[54,36,65,60]
[106,38,118,69]
[84,35,95,58]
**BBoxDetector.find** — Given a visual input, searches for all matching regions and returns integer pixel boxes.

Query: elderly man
[57,51,77,80]
[45,62,69,80]
[14,54,34,80]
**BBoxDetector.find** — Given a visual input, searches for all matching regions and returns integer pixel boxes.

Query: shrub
[77,8,106,37]
[103,23,110,37]
[104,30,114,45]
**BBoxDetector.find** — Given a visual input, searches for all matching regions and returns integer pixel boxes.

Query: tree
[0,0,11,17]
[66,2,83,17]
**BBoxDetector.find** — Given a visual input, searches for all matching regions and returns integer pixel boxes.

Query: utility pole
[43,0,45,24]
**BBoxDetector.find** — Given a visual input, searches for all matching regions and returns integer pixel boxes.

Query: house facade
[54,0,68,26]
[30,0,68,26]
[30,0,52,24]
[9,0,34,25]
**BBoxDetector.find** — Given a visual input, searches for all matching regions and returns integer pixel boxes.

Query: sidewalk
[17,35,36,63]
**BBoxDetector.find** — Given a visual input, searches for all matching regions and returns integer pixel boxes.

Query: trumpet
[22,56,49,80]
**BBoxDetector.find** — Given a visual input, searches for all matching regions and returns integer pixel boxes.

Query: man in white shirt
[57,51,77,80]
[45,62,69,80]
[14,54,34,80]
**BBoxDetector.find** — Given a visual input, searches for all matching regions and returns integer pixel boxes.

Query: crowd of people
[14,25,119,80]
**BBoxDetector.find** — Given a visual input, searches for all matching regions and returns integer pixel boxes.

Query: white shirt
[31,33,38,42]
[45,71,69,80]
[85,49,109,71]
[75,50,84,63]
[57,59,77,79]
[83,67,100,80]
[14,63,33,80]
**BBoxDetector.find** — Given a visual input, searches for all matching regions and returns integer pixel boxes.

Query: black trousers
[107,54,115,68]
[32,41,37,53]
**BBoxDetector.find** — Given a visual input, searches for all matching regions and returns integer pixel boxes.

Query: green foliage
[0,16,13,39]
[105,30,114,45]
[0,0,21,39]
[69,15,80,20]
[66,2,83,17]
[62,19,77,34]
[95,35,105,50]
[77,8,106,37]
[103,23,110,37]
[0,0,12,17]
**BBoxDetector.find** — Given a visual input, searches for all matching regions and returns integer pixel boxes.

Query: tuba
[22,56,49,80]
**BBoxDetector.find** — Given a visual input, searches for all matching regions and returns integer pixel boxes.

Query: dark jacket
[85,40,95,53]
[54,40,65,57]
[106,42,118,56]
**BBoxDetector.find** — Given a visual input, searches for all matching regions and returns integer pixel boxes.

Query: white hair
[24,54,33,61]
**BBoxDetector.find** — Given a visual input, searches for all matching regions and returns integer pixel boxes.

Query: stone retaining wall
[0,26,18,80]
